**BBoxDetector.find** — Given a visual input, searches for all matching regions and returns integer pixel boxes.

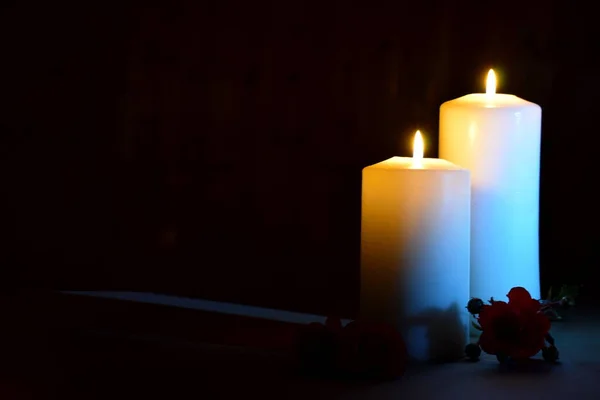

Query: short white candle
[360,132,471,361]
[439,70,542,302]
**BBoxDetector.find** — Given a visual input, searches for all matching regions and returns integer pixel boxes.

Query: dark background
[1,1,596,317]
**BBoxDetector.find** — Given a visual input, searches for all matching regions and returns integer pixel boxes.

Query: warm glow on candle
[413,130,424,165]
[486,69,496,95]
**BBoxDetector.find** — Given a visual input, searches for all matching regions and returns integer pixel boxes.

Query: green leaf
[547,286,553,301]
[557,285,566,300]
[554,284,580,303]
[471,321,483,331]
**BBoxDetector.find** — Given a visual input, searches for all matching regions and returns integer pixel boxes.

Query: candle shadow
[405,302,466,363]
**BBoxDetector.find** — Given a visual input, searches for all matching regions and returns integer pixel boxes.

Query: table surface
[3,292,599,399]
[60,294,600,399]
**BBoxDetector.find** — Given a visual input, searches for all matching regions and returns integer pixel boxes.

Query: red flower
[295,320,339,373]
[478,287,551,359]
[337,321,407,379]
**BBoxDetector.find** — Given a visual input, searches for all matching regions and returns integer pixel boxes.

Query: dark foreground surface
[1,291,598,399]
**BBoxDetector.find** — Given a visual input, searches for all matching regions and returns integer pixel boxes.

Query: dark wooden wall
[2,1,598,316]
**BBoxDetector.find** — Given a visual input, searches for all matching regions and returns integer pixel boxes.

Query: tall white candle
[439,70,542,302]
[360,132,470,361]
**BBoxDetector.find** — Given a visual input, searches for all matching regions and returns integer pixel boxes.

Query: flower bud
[465,343,481,361]
[542,345,559,363]
[466,298,485,314]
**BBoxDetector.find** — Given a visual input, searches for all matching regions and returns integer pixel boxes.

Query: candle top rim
[442,93,540,109]
[365,157,468,171]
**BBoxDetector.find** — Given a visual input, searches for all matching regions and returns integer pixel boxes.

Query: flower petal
[507,287,537,310]
[478,331,498,355]
[478,301,509,329]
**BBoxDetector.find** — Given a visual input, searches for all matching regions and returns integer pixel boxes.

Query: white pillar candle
[439,70,542,302]
[360,131,471,361]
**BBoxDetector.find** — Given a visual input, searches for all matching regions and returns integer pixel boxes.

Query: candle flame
[486,69,496,95]
[413,130,424,164]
